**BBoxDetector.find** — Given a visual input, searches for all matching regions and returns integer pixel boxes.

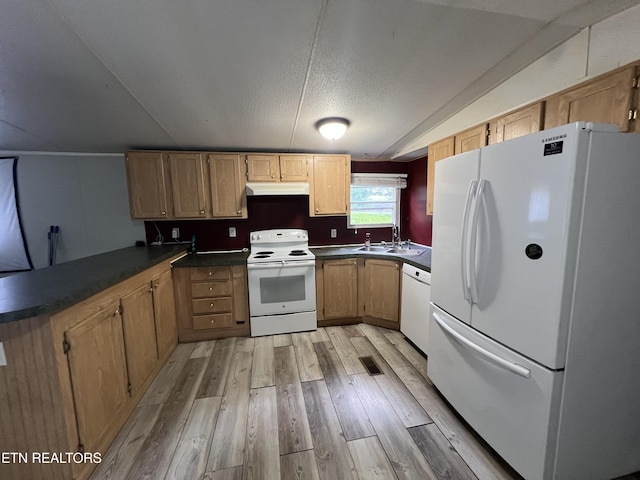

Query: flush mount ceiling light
[316,117,350,140]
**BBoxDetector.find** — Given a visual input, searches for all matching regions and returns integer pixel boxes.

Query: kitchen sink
[385,248,425,256]
[356,246,388,252]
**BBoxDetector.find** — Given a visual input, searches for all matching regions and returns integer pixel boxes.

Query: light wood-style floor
[88,324,639,480]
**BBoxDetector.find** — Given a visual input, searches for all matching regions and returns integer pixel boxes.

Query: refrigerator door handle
[433,311,531,378]
[468,179,487,304]
[460,180,478,302]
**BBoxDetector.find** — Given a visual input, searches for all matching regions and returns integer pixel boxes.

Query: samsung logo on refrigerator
[542,134,566,156]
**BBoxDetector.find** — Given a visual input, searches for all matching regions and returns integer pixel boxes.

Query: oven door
[247,259,316,316]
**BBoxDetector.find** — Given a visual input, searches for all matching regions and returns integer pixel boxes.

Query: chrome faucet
[391,224,400,246]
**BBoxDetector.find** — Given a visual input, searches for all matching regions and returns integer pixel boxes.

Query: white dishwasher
[400,263,431,355]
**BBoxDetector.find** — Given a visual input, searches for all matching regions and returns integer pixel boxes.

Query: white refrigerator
[428,122,640,480]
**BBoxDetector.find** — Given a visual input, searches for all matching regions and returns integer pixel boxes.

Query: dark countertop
[172,250,250,268]
[311,244,431,271]
[0,245,186,324]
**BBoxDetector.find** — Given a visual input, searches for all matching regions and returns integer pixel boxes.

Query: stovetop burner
[289,250,308,256]
[253,255,271,258]
[256,251,274,255]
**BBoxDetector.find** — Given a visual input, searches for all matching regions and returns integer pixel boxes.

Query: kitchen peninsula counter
[0,244,186,323]
[171,250,250,268]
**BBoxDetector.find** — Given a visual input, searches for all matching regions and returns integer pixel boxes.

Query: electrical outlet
[229,227,237,238]
[0,342,6,367]
[330,228,337,238]
[171,227,180,239]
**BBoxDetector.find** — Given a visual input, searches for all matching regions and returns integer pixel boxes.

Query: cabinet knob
[149,287,154,293]
[209,287,213,291]
[161,211,166,215]
[154,283,159,288]
[281,174,285,179]
[208,271,212,276]
[315,208,319,213]
[237,209,241,214]
[209,303,215,308]
[200,210,205,214]
[271,173,276,178]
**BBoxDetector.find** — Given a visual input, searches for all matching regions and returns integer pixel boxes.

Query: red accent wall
[403,156,432,246]
[144,159,433,250]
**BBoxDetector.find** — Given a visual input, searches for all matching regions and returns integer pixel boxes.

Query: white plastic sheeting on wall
[0,157,32,272]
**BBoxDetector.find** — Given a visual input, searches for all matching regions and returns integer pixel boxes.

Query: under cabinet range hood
[245,182,309,196]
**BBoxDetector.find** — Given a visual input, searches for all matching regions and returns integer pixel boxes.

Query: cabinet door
[310,155,350,216]
[65,300,129,454]
[279,155,308,181]
[208,154,247,218]
[152,269,177,360]
[489,102,543,144]
[426,136,454,215]
[555,68,635,132]
[232,264,249,326]
[323,259,358,319]
[455,124,488,154]
[167,152,208,218]
[120,283,158,394]
[247,154,279,182]
[126,151,169,219]
[364,259,400,322]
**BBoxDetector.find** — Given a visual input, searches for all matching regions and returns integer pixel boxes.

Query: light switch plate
[229,227,237,238]
[0,342,6,367]
[330,229,337,238]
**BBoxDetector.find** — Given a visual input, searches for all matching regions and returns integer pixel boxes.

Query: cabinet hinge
[628,109,638,121]
[127,383,132,396]
[118,305,124,316]
[63,336,71,354]
[486,129,490,138]
[77,443,85,454]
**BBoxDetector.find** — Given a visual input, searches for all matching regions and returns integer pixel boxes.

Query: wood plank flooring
[90,325,525,480]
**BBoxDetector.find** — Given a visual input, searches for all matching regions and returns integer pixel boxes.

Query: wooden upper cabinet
[489,102,543,144]
[309,155,351,216]
[546,68,637,132]
[246,154,279,182]
[64,299,129,456]
[246,154,308,182]
[208,153,247,218]
[167,152,208,218]
[126,151,169,219]
[279,154,308,181]
[455,124,489,153]
[426,136,454,215]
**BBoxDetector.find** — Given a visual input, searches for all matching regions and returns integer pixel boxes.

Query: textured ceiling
[0,0,636,159]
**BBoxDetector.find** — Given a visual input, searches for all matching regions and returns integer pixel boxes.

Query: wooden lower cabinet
[363,258,401,324]
[317,258,359,320]
[173,264,250,341]
[152,269,178,359]
[0,259,179,480]
[120,282,159,395]
[64,299,129,460]
[316,258,401,329]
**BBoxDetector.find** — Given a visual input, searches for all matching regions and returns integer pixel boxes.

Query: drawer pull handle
[210,303,214,307]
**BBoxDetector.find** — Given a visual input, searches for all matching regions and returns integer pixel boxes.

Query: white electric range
[246,229,317,336]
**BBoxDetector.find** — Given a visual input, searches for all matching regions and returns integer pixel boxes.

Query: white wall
[10,153,144,269]
[396,4,640,157]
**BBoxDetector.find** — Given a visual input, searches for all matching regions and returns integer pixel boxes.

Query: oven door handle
[247,259,316,269]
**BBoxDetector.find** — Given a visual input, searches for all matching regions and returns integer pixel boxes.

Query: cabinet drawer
[192,297,232,314]
[190,267,231,281]
[193,313,233,330]
[191,281,232,298]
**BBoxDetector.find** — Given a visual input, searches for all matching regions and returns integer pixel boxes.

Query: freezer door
[428,304,563,480]
[430,149,480,324]
[470,124,587,369]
